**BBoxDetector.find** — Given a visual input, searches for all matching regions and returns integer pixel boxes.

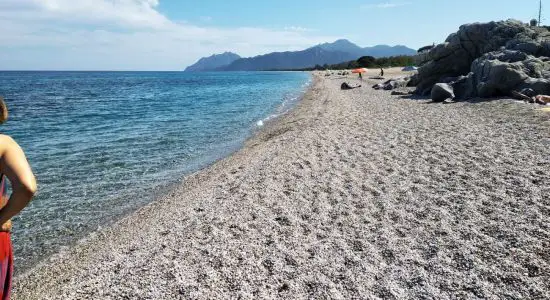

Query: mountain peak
[317,39,363,53]
[205,52,239,59]
[184,52,241,72]
[362,45,416,57]
[220,51,239,56]
[332,39,357,45]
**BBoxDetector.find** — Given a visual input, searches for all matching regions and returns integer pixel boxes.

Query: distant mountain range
[317,39,416,59]
[184,39,416,72]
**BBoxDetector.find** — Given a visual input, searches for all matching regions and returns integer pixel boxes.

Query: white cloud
[361,2,411,9]
[284,26,313,32]
[0,0,337,70]
[3,0,170,29]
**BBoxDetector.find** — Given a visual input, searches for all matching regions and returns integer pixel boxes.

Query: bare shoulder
[0,134,15,144]
[0,135,17,153]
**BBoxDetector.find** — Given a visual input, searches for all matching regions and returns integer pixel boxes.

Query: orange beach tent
[351,68,367,73]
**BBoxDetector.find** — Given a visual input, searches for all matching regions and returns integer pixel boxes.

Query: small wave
[256,77,312,128]
[256,113,277,127]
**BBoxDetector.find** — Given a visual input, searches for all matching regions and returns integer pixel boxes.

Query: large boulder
[517,78,550,95]
[431,83,455,102]
[384,78,409,90]
[450,73,476,99]
[414,20,550,95]
[471,50,530,97]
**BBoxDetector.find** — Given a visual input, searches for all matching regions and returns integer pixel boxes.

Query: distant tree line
[297,55,415,71]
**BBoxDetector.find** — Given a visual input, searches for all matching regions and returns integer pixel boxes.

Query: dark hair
[0,97,8,124]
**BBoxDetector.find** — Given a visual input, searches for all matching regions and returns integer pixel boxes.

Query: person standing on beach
[380,68,384,77]
[358,72,363,81]
[0,97,36,299]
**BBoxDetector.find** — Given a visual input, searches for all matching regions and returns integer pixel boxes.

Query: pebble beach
[13,71,550,299]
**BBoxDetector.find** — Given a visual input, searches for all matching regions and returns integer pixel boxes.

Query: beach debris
[411,19,550,100]
[431,83,455,102]
[341,82,361,90]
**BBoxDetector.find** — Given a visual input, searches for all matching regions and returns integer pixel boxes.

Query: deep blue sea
[0,71,311,271]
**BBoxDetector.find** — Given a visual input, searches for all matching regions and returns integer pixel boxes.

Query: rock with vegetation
[412,19,550,98]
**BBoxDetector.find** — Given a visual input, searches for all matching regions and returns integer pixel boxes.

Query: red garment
[0,233,12,300]
[0,176,12,300]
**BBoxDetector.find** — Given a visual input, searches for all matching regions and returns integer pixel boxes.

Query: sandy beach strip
[13,73,550,299]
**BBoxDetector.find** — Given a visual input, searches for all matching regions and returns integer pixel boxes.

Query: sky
[0,0,543,70]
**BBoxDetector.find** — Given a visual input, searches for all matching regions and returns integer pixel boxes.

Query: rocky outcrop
[412,20,550,98]
[435,50,550,99]
[469,50,550,97]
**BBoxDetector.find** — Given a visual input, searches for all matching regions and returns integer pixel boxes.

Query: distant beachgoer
[380,68,384,77]
[0,97,36,299]
[358,72,363,81]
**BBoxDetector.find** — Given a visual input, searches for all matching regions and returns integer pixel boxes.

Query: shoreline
[13,72,550,299]
[12,73,323,288]
[14,71,315,275]
[15,71,315,280]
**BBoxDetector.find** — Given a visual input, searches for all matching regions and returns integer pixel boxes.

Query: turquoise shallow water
[0,71,311,271]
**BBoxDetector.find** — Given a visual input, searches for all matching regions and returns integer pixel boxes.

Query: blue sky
[0,0,542,70]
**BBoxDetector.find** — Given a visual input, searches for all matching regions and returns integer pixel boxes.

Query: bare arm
[0,135,36,226]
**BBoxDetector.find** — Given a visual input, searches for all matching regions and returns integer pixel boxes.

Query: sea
[0,71,312,271]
